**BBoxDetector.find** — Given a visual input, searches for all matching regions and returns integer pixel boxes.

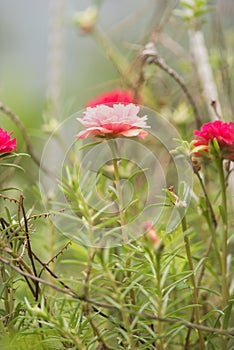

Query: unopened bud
[73,6,98,33]
[142,221,162,250]
[42,118,59,135]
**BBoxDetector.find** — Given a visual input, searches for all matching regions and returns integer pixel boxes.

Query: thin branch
[0,193,19,204]
[141,43,202,128]
[18,195,39,300]
[32,251,73,291]
[38,240,72,278]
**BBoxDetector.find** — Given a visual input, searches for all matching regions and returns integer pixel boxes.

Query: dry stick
[0,102,50,175]
[0,255,233,338]
[141,43,202,129]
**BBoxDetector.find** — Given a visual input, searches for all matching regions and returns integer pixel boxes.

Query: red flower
[0,128,16,154]
[192,120,234,160]
[86,89,137,107]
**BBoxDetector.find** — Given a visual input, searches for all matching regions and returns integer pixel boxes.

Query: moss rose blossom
[0,128,16,154]
[76,103,149,139]
[192,120,234,160]
[86,89,137,107]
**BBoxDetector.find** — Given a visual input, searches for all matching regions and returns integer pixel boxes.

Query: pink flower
[0,128,16,154]
[192,120,234,161]
[86,89,138,107]
[76,103,150,139]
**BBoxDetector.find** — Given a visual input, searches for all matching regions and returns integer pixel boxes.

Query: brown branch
[0,193,19,204]
[32,251,73,291]
[38,240,72,278]
[18,195,39,300]
[141,43,202,128]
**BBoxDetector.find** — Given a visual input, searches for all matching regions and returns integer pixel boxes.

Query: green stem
[194,170,222,269]
[108,141,128,243]
[1,265,11,319]
[216,159,229,309]
[181,216,206,350]
[104,265,136,349]
[155,252,164,350]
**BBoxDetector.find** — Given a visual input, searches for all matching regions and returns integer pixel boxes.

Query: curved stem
[108,140,128,243]
[194,169,222,268]
[142,45,202,128]
[216,158,229,309]
[155,252,164,350]
[181,216,206,350]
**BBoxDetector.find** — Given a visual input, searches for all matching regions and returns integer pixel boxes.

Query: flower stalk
[108,140,128,243]
[216,157,229,309]
[181,215,206,350]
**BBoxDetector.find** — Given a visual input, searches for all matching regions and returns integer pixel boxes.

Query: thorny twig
[38,240,72,277]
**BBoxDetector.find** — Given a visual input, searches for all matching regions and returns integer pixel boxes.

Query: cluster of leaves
[0,153,233,349]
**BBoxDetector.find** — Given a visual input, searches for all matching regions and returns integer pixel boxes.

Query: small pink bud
[142,221,161,247]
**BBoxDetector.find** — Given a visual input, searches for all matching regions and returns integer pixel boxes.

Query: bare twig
[38,240,72,277]
[141,43,202,128]
[18,195,39,300]
[0,193,19,204]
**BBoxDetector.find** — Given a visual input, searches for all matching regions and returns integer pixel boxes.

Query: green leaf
[79,141,102,150]
[201,309,224,322]
[212,137,221,155]
[219,204,226,224]
[198,287,221,297]
[166,304,202,317]
[0,163,25,171]
[223,299,234,329]
[0,187,22,192]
